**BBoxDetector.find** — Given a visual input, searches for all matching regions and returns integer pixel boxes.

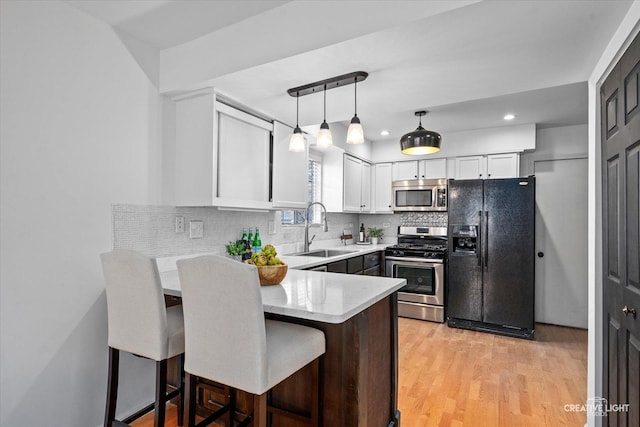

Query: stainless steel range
[385,226,447,322]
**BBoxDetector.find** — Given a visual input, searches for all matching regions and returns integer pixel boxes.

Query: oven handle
[385,256,444,264]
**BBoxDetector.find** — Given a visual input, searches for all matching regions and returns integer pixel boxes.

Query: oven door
[385,258,444,306]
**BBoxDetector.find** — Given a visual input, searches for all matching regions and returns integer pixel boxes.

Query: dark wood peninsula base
[188,293,400,427]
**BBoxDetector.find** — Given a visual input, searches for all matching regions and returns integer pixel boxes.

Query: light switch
[189,220,204,239]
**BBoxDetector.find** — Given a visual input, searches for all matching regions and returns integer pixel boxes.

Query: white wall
[0,1,164,426]
[520,124,588,175]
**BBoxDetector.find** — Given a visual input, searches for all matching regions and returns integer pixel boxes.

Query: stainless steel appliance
[447,177,535,339]
[392,178,447,212]
[385,226,447,322]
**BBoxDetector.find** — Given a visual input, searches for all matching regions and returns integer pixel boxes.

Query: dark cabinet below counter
[307,251,383,276]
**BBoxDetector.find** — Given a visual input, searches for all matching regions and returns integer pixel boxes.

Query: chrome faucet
[304,202,328,252]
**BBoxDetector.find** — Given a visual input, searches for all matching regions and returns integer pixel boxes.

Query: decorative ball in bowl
[252,263,288,286]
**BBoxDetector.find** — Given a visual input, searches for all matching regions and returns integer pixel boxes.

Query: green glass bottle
[253,227,262,254]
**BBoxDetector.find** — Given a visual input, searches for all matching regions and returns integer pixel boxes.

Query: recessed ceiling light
[504,113,515,121]
[380,130,390,136]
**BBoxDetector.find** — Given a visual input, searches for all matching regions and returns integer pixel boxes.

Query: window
[281,158,322,225]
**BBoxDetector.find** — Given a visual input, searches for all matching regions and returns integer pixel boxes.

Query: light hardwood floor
[131,319,587,427]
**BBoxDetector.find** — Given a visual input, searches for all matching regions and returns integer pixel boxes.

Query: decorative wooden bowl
[247,262,288,286]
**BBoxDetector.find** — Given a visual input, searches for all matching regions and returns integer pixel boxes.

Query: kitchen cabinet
[320,145,346,212]
[326,259,347,273]
[173,90,273,209]
[392,159,447,180]
[374,163,393,213]
[307,251,383,276]
[418,158,447,179]
[343,154,371,213]
[271,121,308,209]
[216,102,271,207]
[393,161,419,180]
[454,153,519,180]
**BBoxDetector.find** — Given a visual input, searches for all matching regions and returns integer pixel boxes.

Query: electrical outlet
[175,216,185,233]
[268,220,276,235]
[189,220,204,239]
[383,222,391,228]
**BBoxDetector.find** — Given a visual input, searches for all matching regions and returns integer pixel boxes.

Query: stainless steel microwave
[392,178,447,212]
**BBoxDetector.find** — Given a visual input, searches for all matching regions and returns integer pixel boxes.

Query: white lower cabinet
[374,163,393,213]
[454,153,519,180]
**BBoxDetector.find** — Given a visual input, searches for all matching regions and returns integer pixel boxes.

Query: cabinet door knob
[537,252,544,258]
[622,305,637,318]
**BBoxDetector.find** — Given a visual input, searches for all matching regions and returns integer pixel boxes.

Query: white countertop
[160,266,405,324]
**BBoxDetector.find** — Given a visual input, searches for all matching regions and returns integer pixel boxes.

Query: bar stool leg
[177,354,185,427]
[183,372,197,427]
[104,347,119,427]
[154,360,167,427]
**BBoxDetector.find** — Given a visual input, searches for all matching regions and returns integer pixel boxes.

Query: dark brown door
[601,31,640,426]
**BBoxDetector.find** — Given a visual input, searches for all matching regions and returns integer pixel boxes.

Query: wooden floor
[131,320,587,427]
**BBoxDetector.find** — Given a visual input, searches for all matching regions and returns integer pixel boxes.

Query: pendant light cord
[323,84,327,122]
[354,77,357,116]
[296,92,299,127]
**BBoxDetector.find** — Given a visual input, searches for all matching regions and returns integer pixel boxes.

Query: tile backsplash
[399,212,448,227]
[112,204,360,257]
[111,205,448,257]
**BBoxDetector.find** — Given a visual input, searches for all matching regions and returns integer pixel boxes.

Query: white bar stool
[101,250,185,427]
[176,255,326,427]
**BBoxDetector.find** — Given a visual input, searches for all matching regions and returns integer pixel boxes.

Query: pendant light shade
[289,93,306,152]
[400,111,441,155]
[316,85,333,149]
[346,77,364,144]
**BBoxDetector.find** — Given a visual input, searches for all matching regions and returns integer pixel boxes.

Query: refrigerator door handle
[477,211,483,266]
[484,211,489,269]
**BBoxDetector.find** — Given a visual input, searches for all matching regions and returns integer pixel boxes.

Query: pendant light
[289,92,305,152]
[346,77,364,144]
[400,111,441,155]
[316,84,333,149]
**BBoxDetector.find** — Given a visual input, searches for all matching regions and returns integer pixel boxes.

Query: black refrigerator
[447,176,535,339]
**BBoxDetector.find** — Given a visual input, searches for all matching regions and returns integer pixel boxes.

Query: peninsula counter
[160,267,405,426]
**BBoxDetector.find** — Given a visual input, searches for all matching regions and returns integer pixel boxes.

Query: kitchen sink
[291,249,357,257]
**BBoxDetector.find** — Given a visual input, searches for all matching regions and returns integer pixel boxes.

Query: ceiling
[65,0,633,144]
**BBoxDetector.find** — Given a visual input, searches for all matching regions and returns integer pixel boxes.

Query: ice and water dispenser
[450,225,478,254]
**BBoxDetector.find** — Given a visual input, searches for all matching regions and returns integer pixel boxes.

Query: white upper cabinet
[374,163,393,213]
[455,155,486,180]
[418,158,447,179]
[454,153,519,180]
[393,161,419,180]
[343,154,371,213]
[486,153,520,179]
[216,102,271,208]
[272,121,308,209]
[173,90,273,209]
